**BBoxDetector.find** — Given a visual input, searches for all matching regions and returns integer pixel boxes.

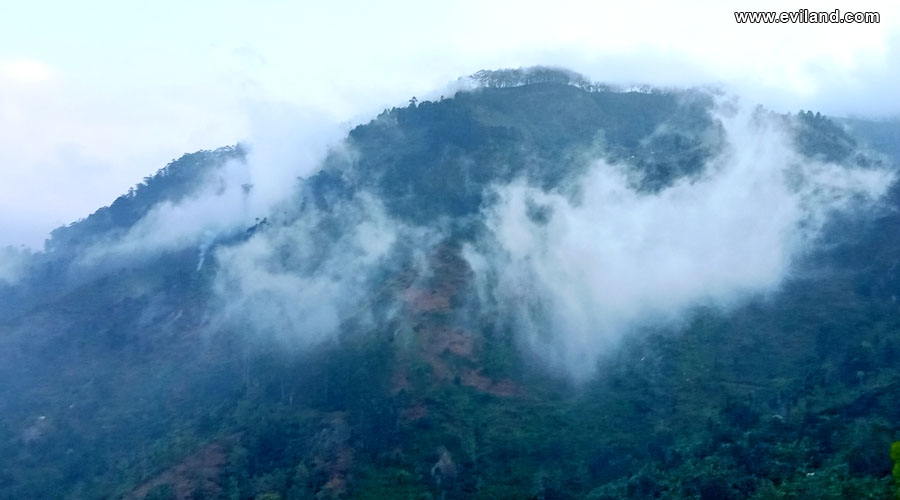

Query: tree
[892,442,900,500]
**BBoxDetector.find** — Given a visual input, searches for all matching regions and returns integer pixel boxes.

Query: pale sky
[1,0,898,248]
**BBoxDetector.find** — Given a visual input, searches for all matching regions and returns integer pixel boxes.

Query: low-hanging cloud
[464,102,895,379]
[76,106,346,268]
[210,192,403,346]
[0,246,31,285]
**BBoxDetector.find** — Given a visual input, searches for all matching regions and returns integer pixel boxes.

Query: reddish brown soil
[312,414,354,498]
[402,287,452,312]
[125,443,227,500]
[401,403,429,421]
[461,369,519,398]
[391,246,523,399]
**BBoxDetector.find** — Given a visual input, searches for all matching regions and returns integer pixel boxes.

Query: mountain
[1,68,899,500]
[840,117,900,164]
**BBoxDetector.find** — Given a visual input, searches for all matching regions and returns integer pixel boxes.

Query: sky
[1,0,899,248]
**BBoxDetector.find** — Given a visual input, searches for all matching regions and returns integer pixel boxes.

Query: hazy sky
[1,0,898,248]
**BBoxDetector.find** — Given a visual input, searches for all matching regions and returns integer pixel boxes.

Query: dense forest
[1,68,900,499]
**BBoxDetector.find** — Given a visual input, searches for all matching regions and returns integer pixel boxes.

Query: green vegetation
[46,146,245,253]
[892,441,900,499]
[0,71,898,499]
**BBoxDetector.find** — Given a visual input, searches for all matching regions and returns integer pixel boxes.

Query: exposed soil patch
[312,413,354,498]
[125,443,227,500]
[390,245,522,400]
[461,369,519,398]
[403,287,452,312]
[401,403,429,421]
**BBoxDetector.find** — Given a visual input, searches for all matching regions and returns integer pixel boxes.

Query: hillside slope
[1,69,899,500]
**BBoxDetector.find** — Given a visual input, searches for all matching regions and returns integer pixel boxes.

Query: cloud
[210,192,401,345]
[0,246,31,285]
[52,81,896,372]
[75,104,345,267]
[0,70,251,249]
[464,101,895,379]
[76,158,255,267]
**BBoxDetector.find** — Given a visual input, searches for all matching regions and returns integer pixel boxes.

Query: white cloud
[0,246,31,285]
[211,193,400,345]
[75,105,345,266]
[465,102,895,379]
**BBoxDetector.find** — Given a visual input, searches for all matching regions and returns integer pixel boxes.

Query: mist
[67,87,898,379]
[76,108,346,268]
[10,73,896,384]
[210,191,403,346]
[464,101,895,379]
[0,246,30,285]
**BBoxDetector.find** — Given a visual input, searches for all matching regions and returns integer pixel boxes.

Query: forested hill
[1,68,899,500]
[46,145,246,253]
